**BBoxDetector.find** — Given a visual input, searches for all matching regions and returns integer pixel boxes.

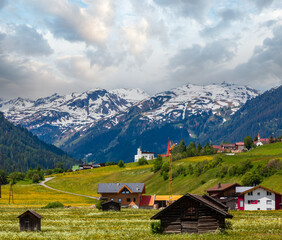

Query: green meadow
[46,142,282,196]
[0,142,281,239]
[0,208,280,240]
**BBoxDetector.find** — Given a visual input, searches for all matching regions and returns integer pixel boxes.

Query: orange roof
[240,185,281,196]
[129,201,137,206]
[154,195,182,201]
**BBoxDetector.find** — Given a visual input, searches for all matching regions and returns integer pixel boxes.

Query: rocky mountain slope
[58,83,260,162]
[200,85,282,144]
[0,83,262,162]
[0,88,149,144]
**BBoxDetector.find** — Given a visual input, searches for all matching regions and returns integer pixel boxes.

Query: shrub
[241,172,262,186]
[216,166,228,178]
[151,221,163,234]
[200,180,206,185]
[118,160,125,168]
[225,219,233,230]
[32,174,41,183]
[42,201,64,209]
[96,200,105,210]
[153,156,163,173]
[138,157,148,166]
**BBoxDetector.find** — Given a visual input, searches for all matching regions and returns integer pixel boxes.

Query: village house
[206,183,241,210]
[151,193,232,234]
[98,183,145,207]
[236,185,281,210]
[134,147,154,162]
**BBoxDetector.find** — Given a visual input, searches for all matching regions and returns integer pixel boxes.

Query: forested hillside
[0,112,74,173]
[200,85,282,144]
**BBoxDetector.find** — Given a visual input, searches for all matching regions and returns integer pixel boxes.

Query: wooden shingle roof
[206,183,240,192]
[17,210,43,219]
[151,193,233,220]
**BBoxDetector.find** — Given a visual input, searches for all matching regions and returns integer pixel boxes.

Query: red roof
[140,195,154,206]
[236,142,244,146]
[213,145,221,149]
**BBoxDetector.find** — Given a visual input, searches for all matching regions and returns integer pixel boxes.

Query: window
[266,200,272,205]
[257,200,260,204]
[133,198,136,202]
[248,200,251,204]
[240,200,243,207]
[257,208,260,210]
[111,198,114,201]
[267,191,272,196]
[257,192,260,196]
[118,198,122,203]
[126,191,129,194]
[267,208,272,210]
[248,192,253,196]
[126,198,131,202]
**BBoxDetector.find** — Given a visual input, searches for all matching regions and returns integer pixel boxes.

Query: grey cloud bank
[0,0,281,99]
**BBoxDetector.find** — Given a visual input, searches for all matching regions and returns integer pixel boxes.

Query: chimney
[218,183,221,188]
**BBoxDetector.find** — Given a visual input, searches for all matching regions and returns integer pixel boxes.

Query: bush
[153,156,163,173]
[118,160,125,168]
[138,157,148,166]
[151,221,163,234]
[42,201,64,209]
[225,219,233,230]
[32,174,41,183]
[241,172,262,186]
[96,200,105,210]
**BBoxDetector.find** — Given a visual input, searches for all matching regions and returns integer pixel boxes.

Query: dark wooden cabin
[17,210,43,231]
[151,193,232,234]
[102,200,121,211]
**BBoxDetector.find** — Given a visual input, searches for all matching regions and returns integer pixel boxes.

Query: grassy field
[0,207,280,240]
[0,184,96,208]
[46,142,282,196]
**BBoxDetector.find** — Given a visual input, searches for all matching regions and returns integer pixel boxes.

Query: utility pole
[168,141,175,205]
[9,184,14,204]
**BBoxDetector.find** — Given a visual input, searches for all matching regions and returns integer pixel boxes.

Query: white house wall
[244,188,276,210]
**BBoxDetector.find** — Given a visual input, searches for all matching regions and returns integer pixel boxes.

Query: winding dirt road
[39,177,99,200]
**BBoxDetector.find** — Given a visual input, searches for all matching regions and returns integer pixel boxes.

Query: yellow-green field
[0,208,280,240]
[46,142,282,196]
[0,184,95,208]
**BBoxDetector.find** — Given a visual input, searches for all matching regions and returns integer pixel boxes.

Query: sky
[0,0,281,99]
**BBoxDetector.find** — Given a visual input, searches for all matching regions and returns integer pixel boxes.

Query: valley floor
[0,207,280,240]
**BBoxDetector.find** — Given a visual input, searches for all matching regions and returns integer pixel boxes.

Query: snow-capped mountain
[0,88,149,143]
[109,88,150,103]
[103,83,260,128]
[60,83,261,162]
[0,83,260,146]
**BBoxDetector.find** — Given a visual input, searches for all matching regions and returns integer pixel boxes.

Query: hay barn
[101,200,121,211]
[17,210,43,231]
[151,193,232,234]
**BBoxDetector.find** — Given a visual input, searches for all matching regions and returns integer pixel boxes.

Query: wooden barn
[151,193,232,234]
[101,200,121,211]
[17,210,43,231]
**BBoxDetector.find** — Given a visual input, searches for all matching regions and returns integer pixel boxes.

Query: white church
[134,147,155,162]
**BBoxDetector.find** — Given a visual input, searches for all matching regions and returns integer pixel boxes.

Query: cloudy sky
[0,0,281,99]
